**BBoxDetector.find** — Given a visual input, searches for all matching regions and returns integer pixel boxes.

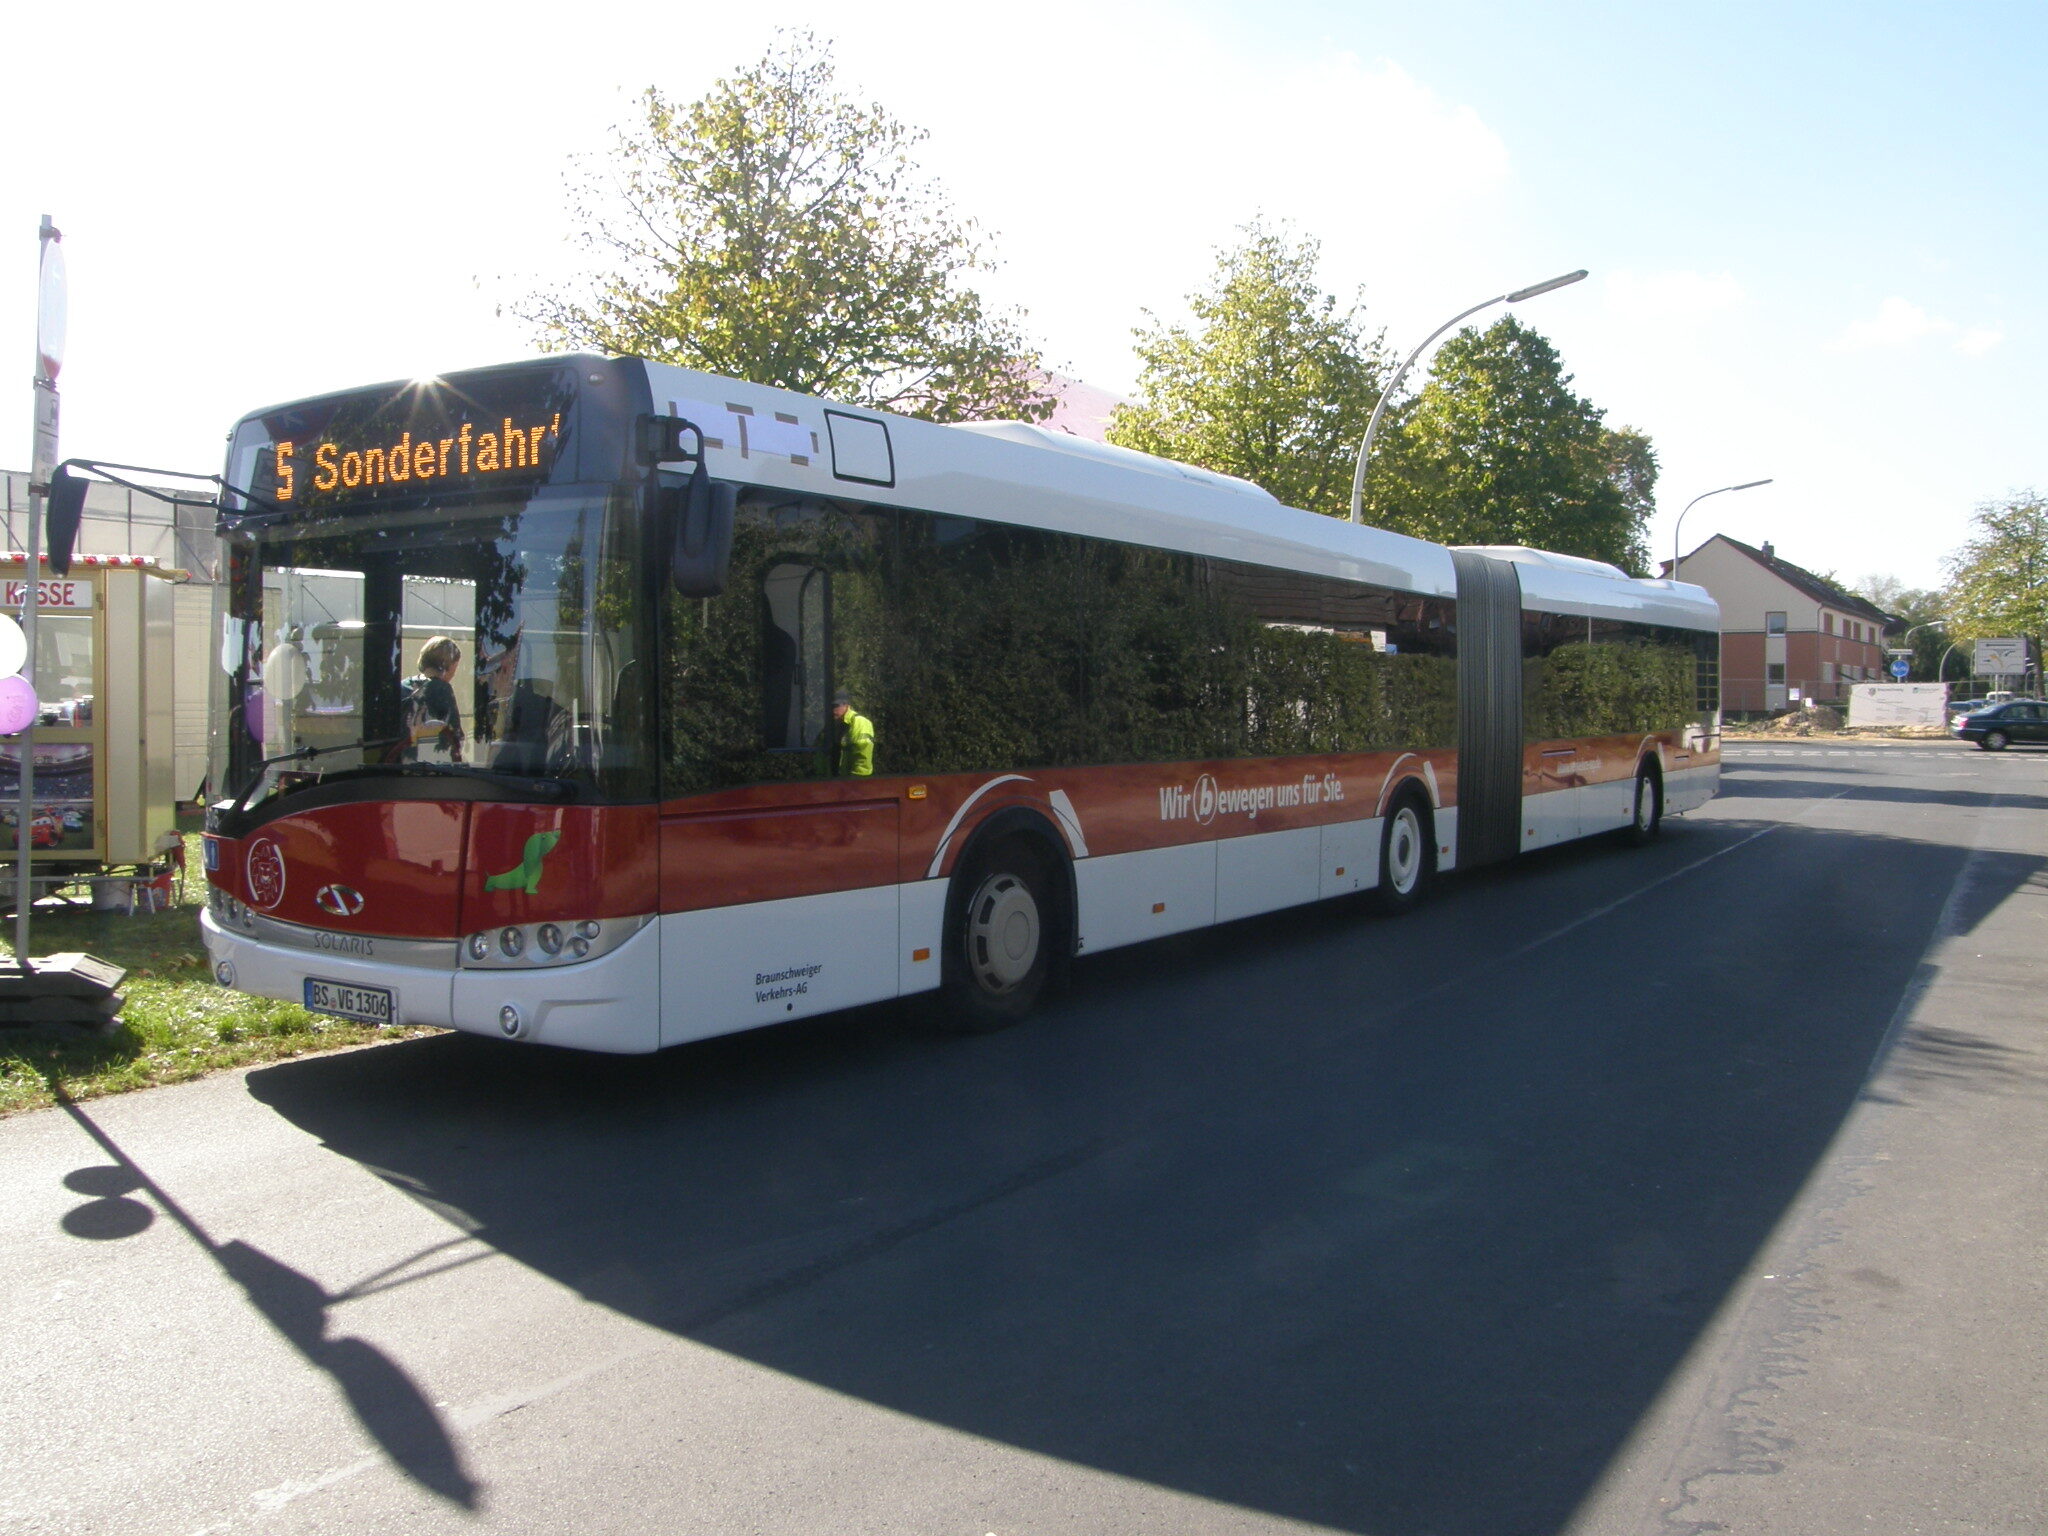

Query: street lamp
[1348,269,1588,524]
[1935,640,1962,686]
[1670,479,1773,578]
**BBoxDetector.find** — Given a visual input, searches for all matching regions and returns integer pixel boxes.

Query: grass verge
[0,832,439,1119]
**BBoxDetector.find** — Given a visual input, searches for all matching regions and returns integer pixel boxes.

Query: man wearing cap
[831,691,875,777]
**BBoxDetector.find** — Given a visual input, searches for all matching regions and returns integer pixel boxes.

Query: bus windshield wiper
[229,736,407,813]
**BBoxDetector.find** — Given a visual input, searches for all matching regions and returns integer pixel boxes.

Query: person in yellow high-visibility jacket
[831,691,875,777]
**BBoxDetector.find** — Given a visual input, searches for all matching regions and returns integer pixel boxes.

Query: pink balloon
[0,675,39,736]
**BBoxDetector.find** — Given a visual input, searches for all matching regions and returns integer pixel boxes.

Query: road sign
[35,218,65,386]
[1975,638,2027,677]
[1891,658,1910,679]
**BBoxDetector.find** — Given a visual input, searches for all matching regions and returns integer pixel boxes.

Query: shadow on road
[242,811,2036,1535]
[48,1084,478,1509]
[1720,768,2048,814]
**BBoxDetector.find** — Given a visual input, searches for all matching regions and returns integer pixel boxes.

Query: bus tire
[1621,764,1663,845]
[1369,793,1435,914]
[943,838,1054,1032]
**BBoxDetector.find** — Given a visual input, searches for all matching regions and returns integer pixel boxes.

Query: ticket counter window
[31,614,96,727]
[0,607,100,857]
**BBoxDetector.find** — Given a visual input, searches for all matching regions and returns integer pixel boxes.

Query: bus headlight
[209,889,254,931]
[459,915,648,969]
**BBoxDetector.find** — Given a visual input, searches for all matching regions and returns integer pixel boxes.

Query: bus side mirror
[46,463,89,576]
[669,471,736,598]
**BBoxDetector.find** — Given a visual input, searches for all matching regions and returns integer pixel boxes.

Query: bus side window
[762,562,830,751]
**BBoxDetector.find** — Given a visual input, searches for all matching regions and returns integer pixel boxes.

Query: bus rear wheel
[1370,796,1434,914]
[1621,766,1663,845]
[943,841,1053,1031]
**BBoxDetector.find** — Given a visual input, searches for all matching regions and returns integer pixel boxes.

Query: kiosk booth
[0,554,181,906]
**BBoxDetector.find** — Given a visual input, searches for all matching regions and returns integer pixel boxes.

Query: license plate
[303,978,394,1025]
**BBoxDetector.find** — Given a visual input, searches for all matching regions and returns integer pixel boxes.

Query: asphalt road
[4,741,2044,1536]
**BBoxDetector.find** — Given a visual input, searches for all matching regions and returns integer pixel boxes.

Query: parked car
[1952,700,2048,750]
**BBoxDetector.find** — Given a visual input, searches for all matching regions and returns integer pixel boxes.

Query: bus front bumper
[200,908,663,1053]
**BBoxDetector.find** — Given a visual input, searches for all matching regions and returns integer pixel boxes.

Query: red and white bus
[201,355,1720,1051]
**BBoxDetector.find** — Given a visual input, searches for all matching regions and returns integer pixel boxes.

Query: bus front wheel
[944,841,1053,1031]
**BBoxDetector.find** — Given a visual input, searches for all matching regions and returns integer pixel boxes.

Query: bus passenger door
[1526,747,1583,848]
[658,555,900,1046]
[658,797,901,1047]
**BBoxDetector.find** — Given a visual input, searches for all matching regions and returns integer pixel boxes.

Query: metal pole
[1348,269,1587,524]
[1349,296,1500,524]
[18,217,61,967]
[1670,479,1773,578]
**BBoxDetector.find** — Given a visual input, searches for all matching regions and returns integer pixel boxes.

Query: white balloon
[0,614,25,679]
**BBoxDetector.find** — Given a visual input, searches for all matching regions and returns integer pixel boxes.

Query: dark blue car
[1953,700,2048,750]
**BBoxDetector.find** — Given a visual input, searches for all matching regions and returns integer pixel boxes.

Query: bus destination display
[273,411,562,502]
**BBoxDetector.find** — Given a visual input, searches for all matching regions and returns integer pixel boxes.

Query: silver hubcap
[967,871,1040,993]
[1635,777,1654,831]
[1387,808,1422,895]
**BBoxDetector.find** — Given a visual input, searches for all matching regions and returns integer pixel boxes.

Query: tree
[1942,490,2048,685]
[514,33,1054,423]
[1104,227,1389,517]
[1368,316,1656,574]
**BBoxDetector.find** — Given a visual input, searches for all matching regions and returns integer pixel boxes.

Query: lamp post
[1348,269,1588,524]
[17,217,63,968]
[1670,479,1773,579]
[1935,641,1961,687]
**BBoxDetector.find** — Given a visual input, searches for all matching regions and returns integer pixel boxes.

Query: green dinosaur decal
[483,830,561,895]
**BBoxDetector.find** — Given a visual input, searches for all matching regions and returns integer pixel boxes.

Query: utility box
[0,555,180,869]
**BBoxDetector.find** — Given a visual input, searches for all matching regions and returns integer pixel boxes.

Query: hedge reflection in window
[1521,610,1717,741]
[660,495,1460,797]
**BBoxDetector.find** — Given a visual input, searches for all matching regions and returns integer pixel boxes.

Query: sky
[5,0,2042,593]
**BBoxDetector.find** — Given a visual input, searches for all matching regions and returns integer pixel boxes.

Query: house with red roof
[1670,534,1898,712]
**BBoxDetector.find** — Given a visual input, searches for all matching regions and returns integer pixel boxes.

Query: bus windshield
[214,483,652,810]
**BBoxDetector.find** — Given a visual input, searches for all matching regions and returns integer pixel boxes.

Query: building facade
[1671,534,1897,713]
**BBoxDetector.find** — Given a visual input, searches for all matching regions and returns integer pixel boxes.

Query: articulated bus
[200,355,1720,1051]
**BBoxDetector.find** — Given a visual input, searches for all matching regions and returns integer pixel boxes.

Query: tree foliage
[1369,316,1656,574]
[1942,490,2048,675]
[1104,227,1389,517]
[514,32,1054,422]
